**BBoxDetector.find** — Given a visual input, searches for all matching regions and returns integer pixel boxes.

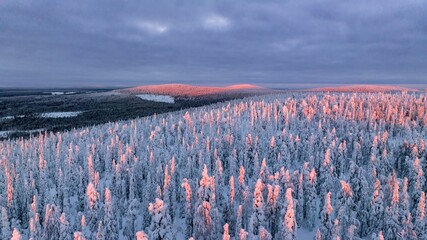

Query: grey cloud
[0,0,426,87]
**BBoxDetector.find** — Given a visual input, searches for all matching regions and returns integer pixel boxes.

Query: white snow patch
[50,92,65,95]
[39,111,82,118]
[0,116,14,121]
[45,91,76,95]
[136,94,175,103]
[0,131,11,138]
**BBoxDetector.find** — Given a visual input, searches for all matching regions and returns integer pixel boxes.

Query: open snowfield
[0,92,426,239]
[136,94,175,103]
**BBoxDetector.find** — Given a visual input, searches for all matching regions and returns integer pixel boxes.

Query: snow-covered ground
[39,111,82,118]
[136,94,175,103]
[0,131,12,138]
[0,129,44,138]
[0,115,25,122]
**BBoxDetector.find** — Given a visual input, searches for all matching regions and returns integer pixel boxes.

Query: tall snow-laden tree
[59,212,71,240]
[384,176,401,239]
[335,180,358,239]
[414,192,426,239]
[181,178,193,238]
[304,168,317,230]
[85,182,99,233]
[369,178,385,234]
[194,165,217,239]
[1,207,12,240]
[223,223,230,240]
[148,198,174,240]
[249,178,265,238]
[103,188,118,240]
[123,199,140,240]
[265,183,280,237]
[10,228,22,240]
[279,188,297,240]
[43,204,61,239]
[135,230,149,240]
[319,192,334,240]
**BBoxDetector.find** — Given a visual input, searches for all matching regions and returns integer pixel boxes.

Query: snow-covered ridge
[119,83,264,97]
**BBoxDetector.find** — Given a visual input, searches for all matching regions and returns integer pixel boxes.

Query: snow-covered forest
[1,92,427,240]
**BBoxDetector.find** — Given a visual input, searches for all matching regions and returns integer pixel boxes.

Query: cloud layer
[0,0,426,87]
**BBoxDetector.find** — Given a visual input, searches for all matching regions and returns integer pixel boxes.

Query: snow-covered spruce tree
[348,161,368,237]
[148,198,174,240]
[384,177,401,239]
[265,183,280,237]
[335,180,358,239]
[319,192,334,239]
[318,149,334,216]
[249,178,265,238]
[1,206,12,239]
[279,188,297,240]
[194,165,217,239]
[259,226,272,240]
[181,178,193,238]
[304,168,317,230]
[59,212,71,240]
[103,188,118,240]
[224,176,236,237]
[85,182,99,234]
[368,178,385,234]
[123,198,140,239]
[296,173,304,225]
[10,228,22,240]
[399,178,416,238]
[135,230,149,240]
[43,204,61,239]
[223,223,230,240]
[73,231,86,240]
[414,192,426,238]
[235,205,243,237]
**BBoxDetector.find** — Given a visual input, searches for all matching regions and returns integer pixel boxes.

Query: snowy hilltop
[0,92,427,239]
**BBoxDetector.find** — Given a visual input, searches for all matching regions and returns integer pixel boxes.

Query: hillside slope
[118,84,264,97]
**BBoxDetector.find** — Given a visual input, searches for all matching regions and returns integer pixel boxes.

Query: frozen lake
[136,94,175,103]
[39,111,82,118]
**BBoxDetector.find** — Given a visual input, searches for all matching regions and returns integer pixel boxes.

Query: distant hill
[118,84,264,97]
[306,85,419,93]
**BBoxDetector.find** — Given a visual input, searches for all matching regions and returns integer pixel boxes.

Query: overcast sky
[0,0,426,88]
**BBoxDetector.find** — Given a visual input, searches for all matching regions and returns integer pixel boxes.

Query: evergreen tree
[10,228,22,240]
[249,178,265,237]
[148,198,174,240]
[369,178,385,234]
[319,192,334,239]
[1,207,12,240]
[194,165,217,239]
[103,188,118,240]
[279,188,297,240]
[59,212,71,240]
[414,192,426,238]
